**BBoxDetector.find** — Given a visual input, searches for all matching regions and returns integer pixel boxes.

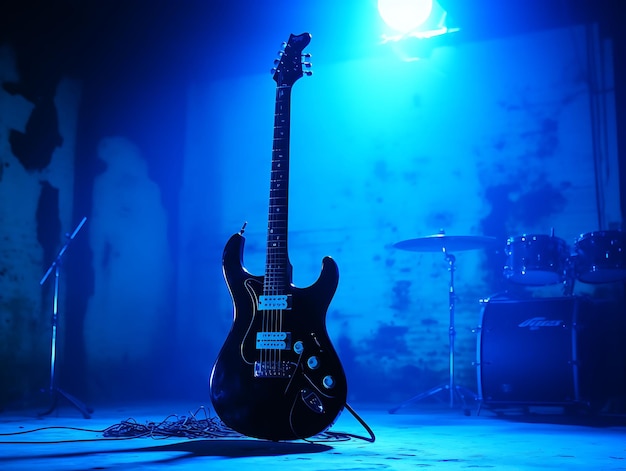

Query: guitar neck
[264,84,293,293]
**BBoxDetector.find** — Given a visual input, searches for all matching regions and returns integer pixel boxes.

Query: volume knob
[306,356,319,369]
[322,375,336,389]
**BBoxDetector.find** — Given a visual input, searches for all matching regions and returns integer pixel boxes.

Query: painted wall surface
[0,45,80,403]
[181,25,620,403]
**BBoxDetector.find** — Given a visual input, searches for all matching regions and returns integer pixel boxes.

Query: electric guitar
[209,33,347,441]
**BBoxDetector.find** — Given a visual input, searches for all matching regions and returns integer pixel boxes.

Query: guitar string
[265,88,275,374]
[271,85,285,375]
[277,86,288,373]
[262,83,291,375]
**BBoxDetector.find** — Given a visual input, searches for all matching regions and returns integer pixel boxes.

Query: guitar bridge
[254,360,295,378]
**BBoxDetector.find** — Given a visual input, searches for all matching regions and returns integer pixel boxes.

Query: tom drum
[575,230,626,283]
[503,234,568,285]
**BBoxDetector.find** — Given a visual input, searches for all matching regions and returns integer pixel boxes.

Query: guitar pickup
[258,294,291,310]
[256,331,292,350]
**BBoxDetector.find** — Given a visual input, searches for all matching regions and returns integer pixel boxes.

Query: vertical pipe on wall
[612,20,626,226]
[586,23,605,230]
[586,21,622,230]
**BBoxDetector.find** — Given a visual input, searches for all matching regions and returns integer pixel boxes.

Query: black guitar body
[210,233,347,441]
[209,33,347,441]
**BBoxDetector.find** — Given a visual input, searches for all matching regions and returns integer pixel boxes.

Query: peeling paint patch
[390,280,412,311]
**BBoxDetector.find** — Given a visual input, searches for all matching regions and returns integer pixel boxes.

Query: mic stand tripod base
[39,387,93,419]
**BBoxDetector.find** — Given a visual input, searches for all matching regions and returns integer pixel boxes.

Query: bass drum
[575,230,626,283]
[503,234,568,285]
[476,296,622,409]
[477,297,586,407]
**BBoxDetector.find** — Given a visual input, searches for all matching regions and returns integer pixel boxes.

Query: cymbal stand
[39,217,92,419]
[389,250,477,413]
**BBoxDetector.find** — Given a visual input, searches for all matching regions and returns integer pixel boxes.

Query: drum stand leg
[389,251,477,414]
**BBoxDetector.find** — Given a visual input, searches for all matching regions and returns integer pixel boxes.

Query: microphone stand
[39,216,92,419]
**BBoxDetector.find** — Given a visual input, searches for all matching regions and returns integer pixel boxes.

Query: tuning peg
[302,53,312,58]
[303,62,312,68]
[304,70,313,76]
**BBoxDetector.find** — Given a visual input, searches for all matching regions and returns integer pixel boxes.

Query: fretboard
[264,84,292,294]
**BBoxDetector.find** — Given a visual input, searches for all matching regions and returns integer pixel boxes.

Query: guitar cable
[337,402,376,442]
[313,402,376,444]
[0,403,375,444]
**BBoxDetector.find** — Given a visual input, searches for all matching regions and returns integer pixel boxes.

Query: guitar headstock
[272,33,312,87]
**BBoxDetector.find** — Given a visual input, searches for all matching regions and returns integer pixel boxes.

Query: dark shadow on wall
[0,0,191,404]
[64,43,190,404]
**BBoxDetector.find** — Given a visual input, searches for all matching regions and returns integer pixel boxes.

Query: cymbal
[393,234,498,252]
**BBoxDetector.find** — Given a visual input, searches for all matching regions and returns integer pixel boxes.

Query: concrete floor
[0,399,625,471]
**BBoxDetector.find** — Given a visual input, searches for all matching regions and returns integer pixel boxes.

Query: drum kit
[504,230,626,289]
[388,229,626,414]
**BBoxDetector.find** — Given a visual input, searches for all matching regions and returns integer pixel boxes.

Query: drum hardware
[389,230,497,414]
[562,255,578,297]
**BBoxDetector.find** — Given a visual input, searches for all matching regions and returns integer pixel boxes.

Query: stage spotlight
[378,0,459,42]
[378,0,434,34]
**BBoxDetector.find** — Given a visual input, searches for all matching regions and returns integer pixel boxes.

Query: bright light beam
[378,0,433,34]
